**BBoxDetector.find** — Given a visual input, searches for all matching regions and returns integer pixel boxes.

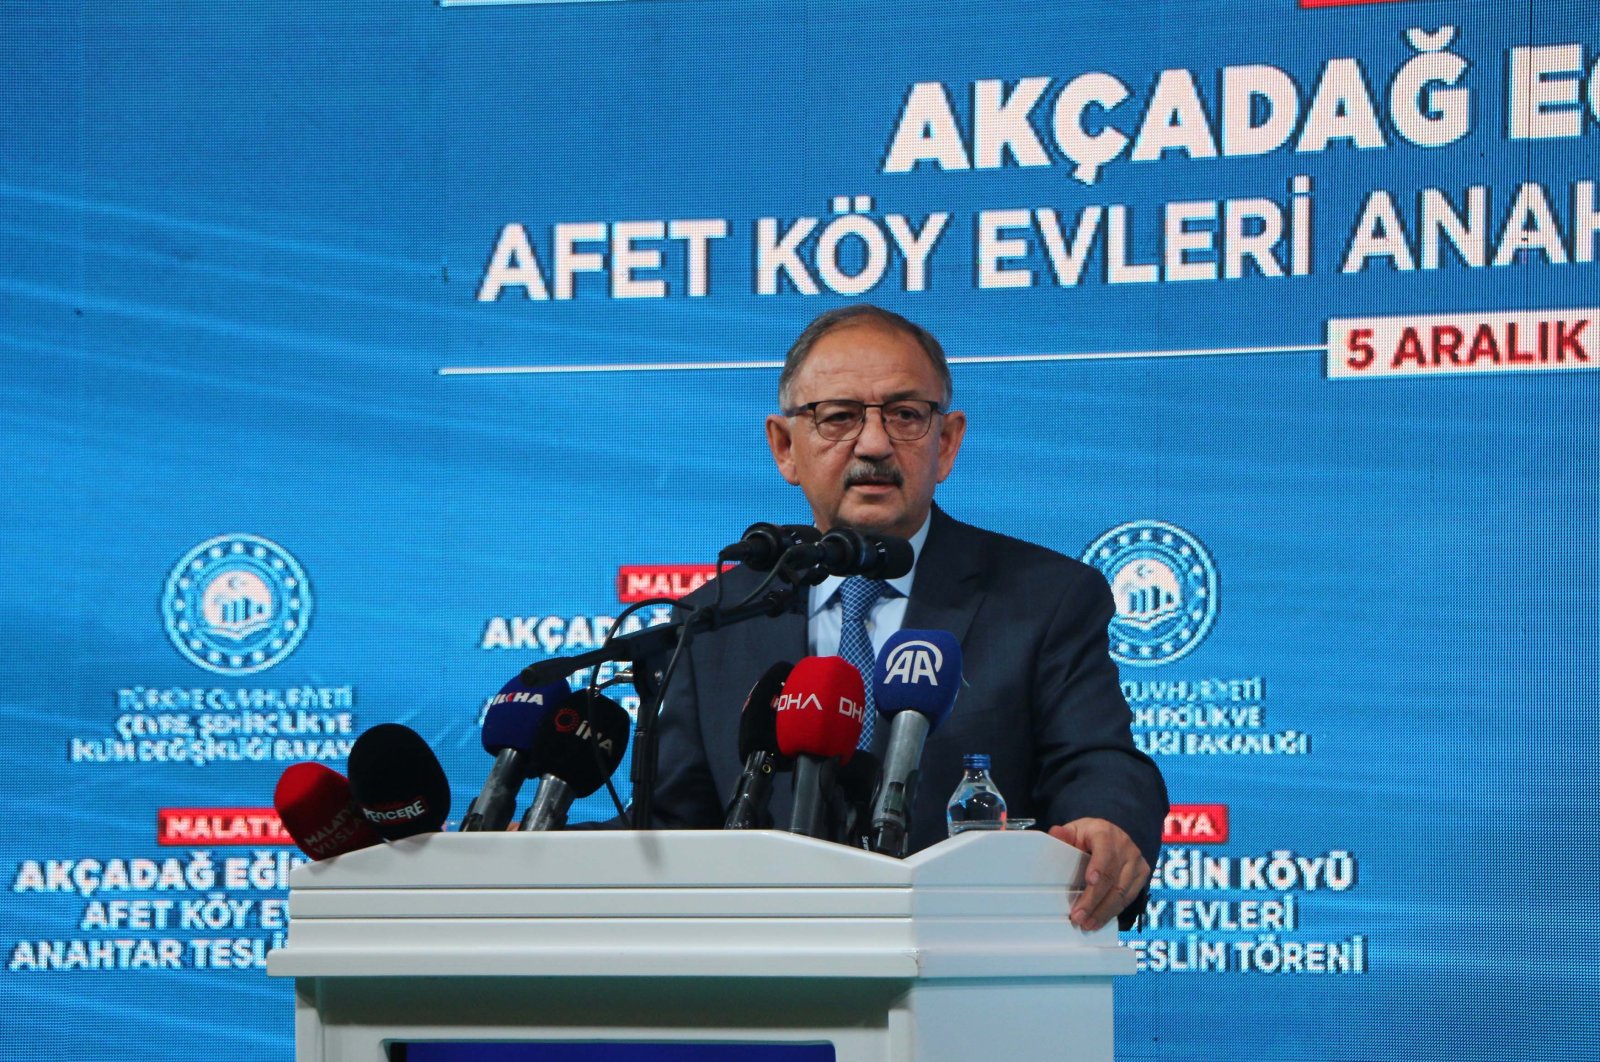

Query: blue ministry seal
[161,534,313,675]
[1081,521,1218,667]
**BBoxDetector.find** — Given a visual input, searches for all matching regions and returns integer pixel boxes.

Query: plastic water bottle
[946,753,1008,835]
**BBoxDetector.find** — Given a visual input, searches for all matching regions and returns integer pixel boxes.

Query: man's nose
[852,407,895,458]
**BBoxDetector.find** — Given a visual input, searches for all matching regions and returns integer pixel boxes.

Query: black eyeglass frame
[782,398,948,442]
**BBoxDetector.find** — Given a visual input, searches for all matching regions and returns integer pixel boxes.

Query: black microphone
[833,749,881,849]
[723,662,794,830]
[459,676,570,832]
[780,528,914,584]
[347,723,452,839]
[868,630,963,857]
[519,690,631,831]
[718,523,822,572]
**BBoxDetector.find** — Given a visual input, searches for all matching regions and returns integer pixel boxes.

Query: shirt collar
[808,512,931,617]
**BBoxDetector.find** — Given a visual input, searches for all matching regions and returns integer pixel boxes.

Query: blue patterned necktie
[838,576,889,749]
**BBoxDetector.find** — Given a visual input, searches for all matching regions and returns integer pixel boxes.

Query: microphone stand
[517,584,805,830]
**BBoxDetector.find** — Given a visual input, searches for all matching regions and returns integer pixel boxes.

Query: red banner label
[617,564,717,603]
[1163,803,1230,844]
[157,807,292,846]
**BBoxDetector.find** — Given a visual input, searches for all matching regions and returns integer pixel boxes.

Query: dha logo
[777,692,824,713]
[1082,521,1218,668]
[883,640,943,684]
[161,534,313,676]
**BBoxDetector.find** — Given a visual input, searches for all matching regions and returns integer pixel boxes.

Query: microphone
[718,523,822,572]
[459,676,571,832]
[347,723,453,839]
[273,762,383,860]
[833,749,881,849]
[519,690,632,831]
[723,661,794,830]
[779,528,914,584]
[867,629,963,857]
[774,656,866,839]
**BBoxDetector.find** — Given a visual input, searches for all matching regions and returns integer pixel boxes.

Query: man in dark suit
[645,305,1166,931]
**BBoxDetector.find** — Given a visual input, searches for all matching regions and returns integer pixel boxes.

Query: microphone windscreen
[482,675,570,755]
[347,723,452,839]
[775,656,866,763]
[836,748,880,806]
[738,661,794,761]
[527,690,631,797]
[873,628,963,729]
[273,762,383,860]
[872,535,915,579]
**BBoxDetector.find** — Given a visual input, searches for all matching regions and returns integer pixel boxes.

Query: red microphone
[775,656,866,839]
[273,762,384,861]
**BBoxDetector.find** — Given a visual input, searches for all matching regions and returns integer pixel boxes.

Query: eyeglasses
[784,399,946,442]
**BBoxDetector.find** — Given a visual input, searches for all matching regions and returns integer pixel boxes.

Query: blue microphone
[459,675,571,832]
[867,629,963,856]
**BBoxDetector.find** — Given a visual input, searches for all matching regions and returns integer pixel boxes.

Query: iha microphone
[346,723,452,840]
[868,629,963,857]
[774,656,866,840]
[272,762,383,860]
[459,675,571,833]
[723,661,794,830]
[519,690,632,832]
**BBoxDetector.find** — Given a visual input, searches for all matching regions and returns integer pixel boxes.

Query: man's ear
[766,414,801,485]
[935,409,966,483]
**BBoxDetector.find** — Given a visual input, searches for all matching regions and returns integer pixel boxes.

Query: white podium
[267,830,1134,1062]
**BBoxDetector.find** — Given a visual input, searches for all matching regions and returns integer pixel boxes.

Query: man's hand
[1049,818,1150,931]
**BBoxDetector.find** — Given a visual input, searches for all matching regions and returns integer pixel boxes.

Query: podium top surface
[287,828,1084,892]
[269,830,1135,982]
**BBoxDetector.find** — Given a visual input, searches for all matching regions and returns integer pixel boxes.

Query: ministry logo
[161,534,313,675]
[1082,521,1218,667]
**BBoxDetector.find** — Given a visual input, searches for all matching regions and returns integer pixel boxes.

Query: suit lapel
[902,506,985,645]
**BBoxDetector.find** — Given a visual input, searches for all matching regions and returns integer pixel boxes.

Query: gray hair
[777,305,953,412]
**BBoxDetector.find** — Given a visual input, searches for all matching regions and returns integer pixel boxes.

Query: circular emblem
[161,534,313,675]
[1082,521,1218,667]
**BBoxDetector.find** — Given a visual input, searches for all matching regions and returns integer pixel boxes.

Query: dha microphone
[719,523,823,572]
[459,676,571,833]
[775,656,866,840]
[868,629,963,857]
[780,528,914,584]
[519,690,631,832]
[347,723,452,840]
[273,762,383,860]
[723,661,794,830]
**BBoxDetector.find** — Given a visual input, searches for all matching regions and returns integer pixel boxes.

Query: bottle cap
[962,753,991,770]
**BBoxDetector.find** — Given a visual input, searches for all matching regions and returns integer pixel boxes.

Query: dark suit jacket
[639,506,1168,882]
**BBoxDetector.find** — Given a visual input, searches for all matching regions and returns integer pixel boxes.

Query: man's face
[765,320,966,541]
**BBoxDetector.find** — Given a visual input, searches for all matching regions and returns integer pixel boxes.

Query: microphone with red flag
[775,656,866,840]
[723,661,794,830]
[273,762,383,861]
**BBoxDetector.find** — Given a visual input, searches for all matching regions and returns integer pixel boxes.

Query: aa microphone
[459,675,571,833]
[723,661,794,830]
[718,523,822,571]
[779,528,914,584]
[519,690,632,831]
[775,656,866,839]
[867,629,963,857]
[347,723,453,840]
[273,762,383,860]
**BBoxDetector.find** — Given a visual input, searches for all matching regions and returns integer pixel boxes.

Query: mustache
[845,461,903,488]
